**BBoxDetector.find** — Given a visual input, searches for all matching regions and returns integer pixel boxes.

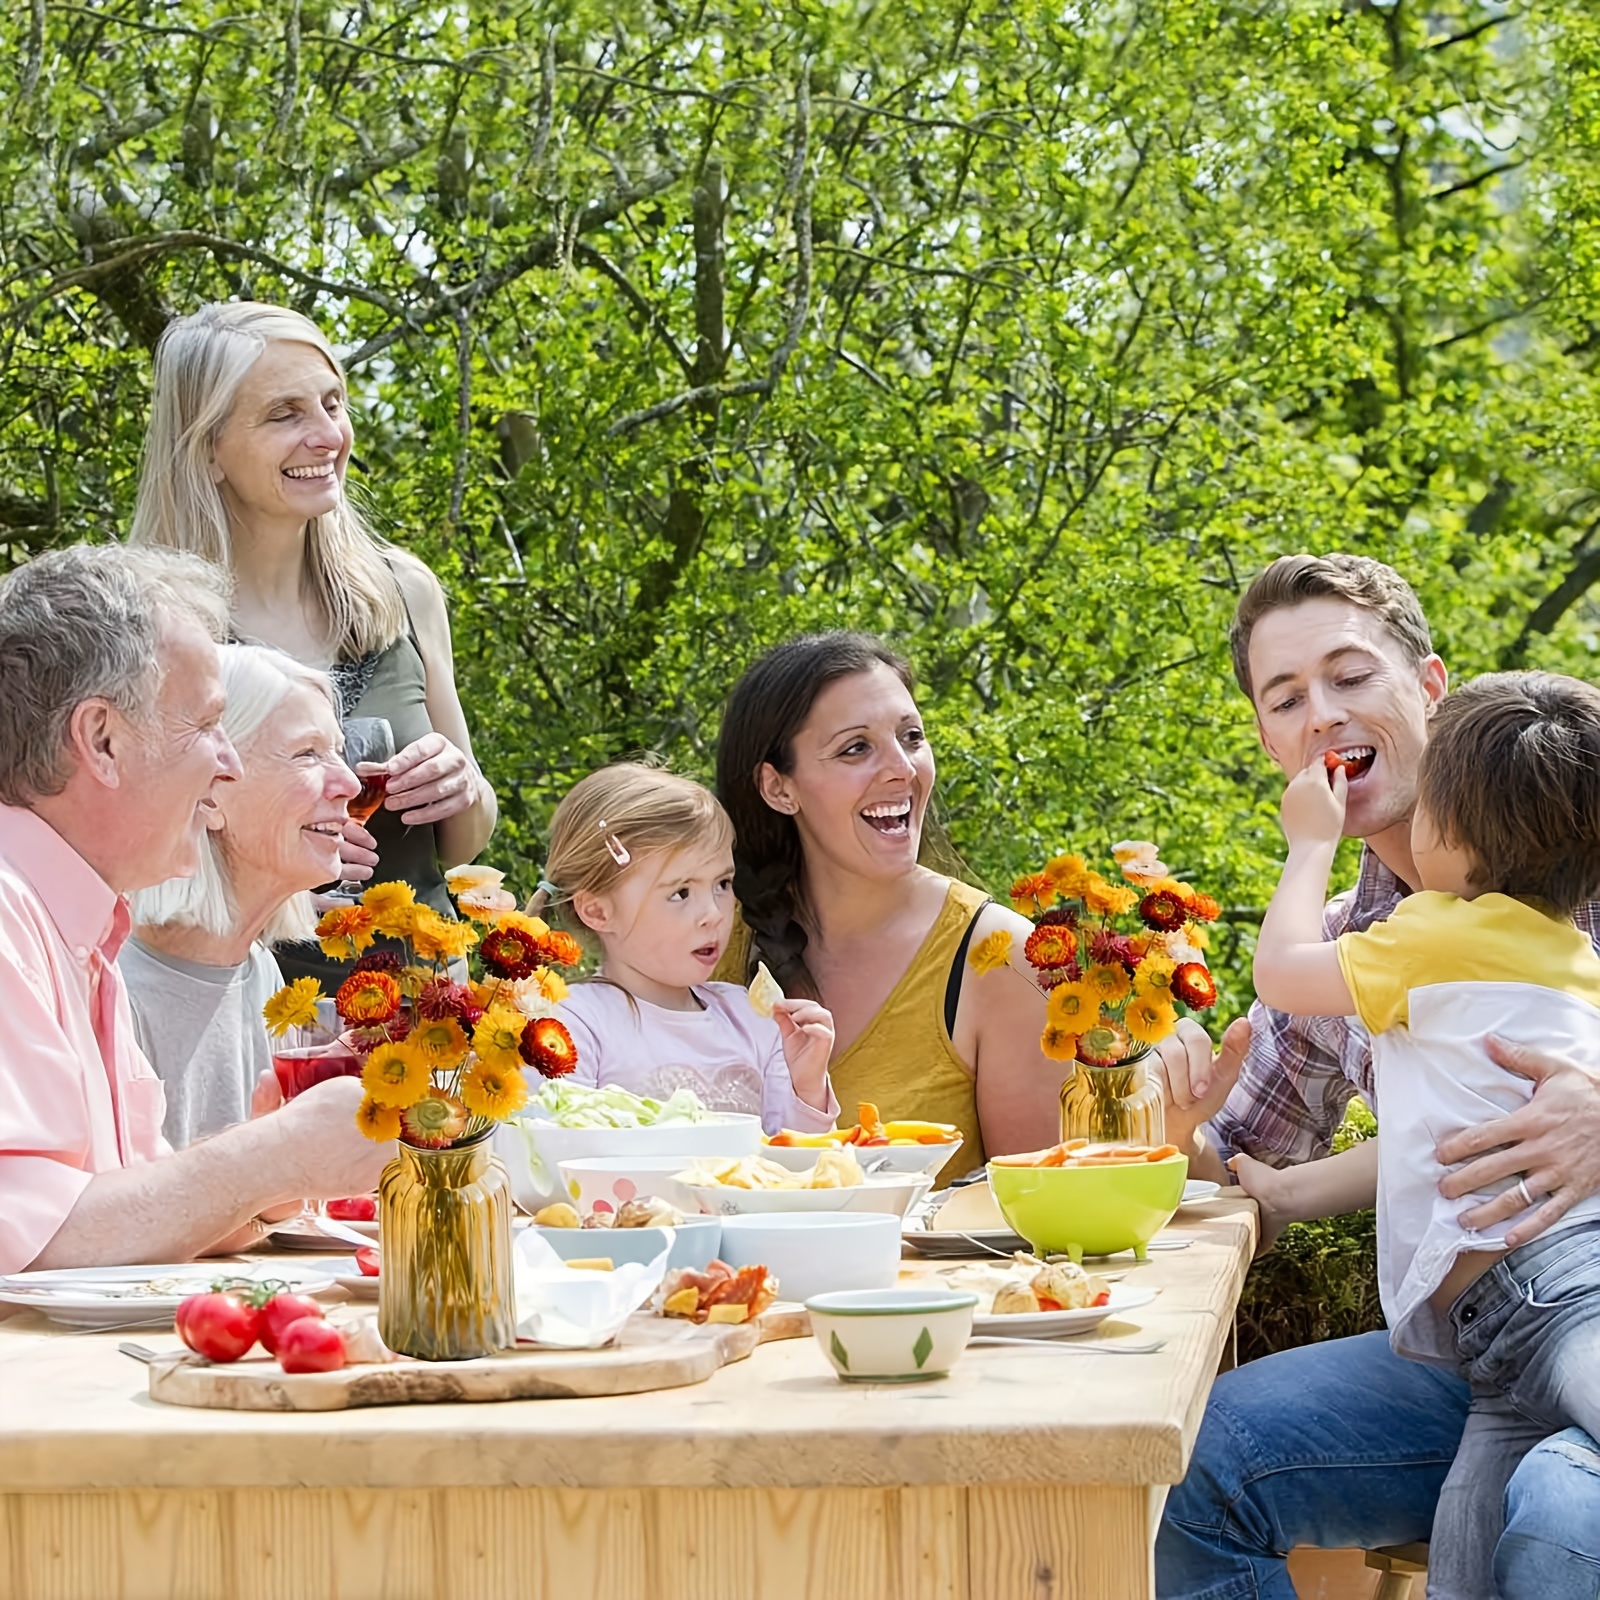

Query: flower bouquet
[261,867,586,1359]
[971,840,1220,1144]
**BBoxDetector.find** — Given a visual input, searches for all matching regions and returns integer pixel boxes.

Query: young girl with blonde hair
[543,764,838,1133]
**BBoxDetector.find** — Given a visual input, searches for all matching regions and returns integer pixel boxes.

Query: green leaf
[829,1329,850,1371]
[912,1325,934,1370]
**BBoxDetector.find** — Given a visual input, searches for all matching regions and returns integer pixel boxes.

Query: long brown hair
[717,631,949,997]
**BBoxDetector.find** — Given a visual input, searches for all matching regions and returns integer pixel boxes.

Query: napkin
[512,1228,671,1349]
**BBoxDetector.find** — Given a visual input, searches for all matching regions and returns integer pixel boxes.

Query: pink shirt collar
[0,805,131,960]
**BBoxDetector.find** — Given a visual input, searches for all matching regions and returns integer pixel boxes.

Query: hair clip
[597,820,631,866]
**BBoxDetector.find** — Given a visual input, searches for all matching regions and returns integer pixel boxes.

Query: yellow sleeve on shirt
[1336,890,1600,1036]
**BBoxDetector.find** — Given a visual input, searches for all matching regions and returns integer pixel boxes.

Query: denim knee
[1495,1429,1600,1598]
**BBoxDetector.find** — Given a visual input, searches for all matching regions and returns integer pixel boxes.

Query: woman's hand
[1437,1034,1600,1248]
[372,732,482,827]
[774,997,836,1112]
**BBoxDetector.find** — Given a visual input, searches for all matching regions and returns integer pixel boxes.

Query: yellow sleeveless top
[718,881,991,1186]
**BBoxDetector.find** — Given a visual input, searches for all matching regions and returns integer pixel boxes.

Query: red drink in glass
[347,773,388,825]
[273,1042,364,1101]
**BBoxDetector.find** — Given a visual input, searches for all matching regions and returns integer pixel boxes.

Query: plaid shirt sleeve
[1204,851,1397,1169]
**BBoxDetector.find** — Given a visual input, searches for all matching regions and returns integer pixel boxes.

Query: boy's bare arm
[1232,1137,1379,1251]
[1254,760,1359,1017]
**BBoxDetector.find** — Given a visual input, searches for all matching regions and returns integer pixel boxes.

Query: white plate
[269,1217,379,1250]
[684,1172,931,1218]
[334,1273,381,1302]
[1177,1179,1222,1211]
[901,1227,1030,1258]
[970,1283,1157,1338]
[0,1260,343,1328]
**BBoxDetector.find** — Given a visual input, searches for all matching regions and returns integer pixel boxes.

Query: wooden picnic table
[0,1196,1255,1600]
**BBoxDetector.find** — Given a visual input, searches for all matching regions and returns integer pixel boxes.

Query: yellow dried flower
[460,1061,530,1120]
[262,976,323,1037]
[355,1095,403,1142]
[473,1006,530,1073]
[1084,962,1132,1004]
[410,906,478,963]
[967,929,1014,976]
[361,1041,431,1109]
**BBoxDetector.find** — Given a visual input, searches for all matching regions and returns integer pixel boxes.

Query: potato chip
[748,960,784,1019]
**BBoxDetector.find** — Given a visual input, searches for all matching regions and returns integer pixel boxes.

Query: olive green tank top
[273,625,454,989]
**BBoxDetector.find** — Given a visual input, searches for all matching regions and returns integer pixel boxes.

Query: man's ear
[756,761,797,815]
[570,889,611,935]
[1421,654,1448,713]
[64,699,121,789]
[1253,713,1284,772]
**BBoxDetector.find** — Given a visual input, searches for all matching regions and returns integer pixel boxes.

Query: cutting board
[145,1304,809,1413]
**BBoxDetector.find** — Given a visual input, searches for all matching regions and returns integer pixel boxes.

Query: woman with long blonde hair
[130,301,496,984]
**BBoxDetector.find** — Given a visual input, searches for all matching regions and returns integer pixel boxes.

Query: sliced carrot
[1145,1144,1180,1162]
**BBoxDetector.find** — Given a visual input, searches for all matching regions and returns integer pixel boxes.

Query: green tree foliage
[4,0,1600,1017]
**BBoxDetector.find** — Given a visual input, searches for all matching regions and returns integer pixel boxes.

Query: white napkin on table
[512,1228,671,1349]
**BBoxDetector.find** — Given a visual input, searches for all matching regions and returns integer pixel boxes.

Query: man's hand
[1437,1034,1600,1249]
[1281,757,1347,849]
[377,733,482,827]
[1153,1016,1251,1178]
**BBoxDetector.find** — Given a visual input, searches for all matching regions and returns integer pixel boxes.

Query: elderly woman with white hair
[123,643,359,1147]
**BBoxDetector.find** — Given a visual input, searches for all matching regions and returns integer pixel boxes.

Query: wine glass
[334,716,396,896]
[269,1009,366,1232]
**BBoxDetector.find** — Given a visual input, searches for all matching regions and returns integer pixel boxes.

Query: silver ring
[1516,1177,1536,1210]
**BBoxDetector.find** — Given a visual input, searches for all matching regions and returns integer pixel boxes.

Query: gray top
[119,938,283,1149]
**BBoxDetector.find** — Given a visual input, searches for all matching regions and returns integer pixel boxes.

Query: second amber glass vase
[378,1133,515,1361]
[1058,1054,1165,1146]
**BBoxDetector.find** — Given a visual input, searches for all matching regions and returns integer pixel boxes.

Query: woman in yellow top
[715,632,1063,1179]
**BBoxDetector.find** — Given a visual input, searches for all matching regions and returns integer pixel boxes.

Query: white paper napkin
[512,1228,671,1348]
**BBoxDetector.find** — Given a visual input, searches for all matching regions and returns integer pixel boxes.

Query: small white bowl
[805,1288,978,1382]
[717,1213,902,1303]
[496,1114,762,1212]
[683,1172,933,1219]
[534,1217,723,1272]
[555,1155,704,1218]
[761,1140,963,1178]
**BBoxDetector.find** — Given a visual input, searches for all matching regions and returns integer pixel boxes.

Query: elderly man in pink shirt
[0,544,387,1273]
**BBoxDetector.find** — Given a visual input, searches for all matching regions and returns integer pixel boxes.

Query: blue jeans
[1155,1329,1600,1599]
[1431,1225,1600,1599]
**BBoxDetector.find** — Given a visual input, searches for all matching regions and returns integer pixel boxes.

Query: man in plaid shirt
[1156,554,1600,1598]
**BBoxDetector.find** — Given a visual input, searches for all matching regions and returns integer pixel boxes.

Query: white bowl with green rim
[804,1288,979,1382]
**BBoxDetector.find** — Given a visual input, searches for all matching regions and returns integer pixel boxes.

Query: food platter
[0,1260,342,1329]
[970,1283,1157,1338]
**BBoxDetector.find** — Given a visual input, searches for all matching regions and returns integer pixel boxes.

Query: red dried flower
[1090,929,1141,971]
[352,949,402,976]
[1024,924,1077,970]
[479,925,541,980]
[1172,962,1218,1010]
[1036,907,1078,929]
[521,1016,578,1079]
[1033,960,1082,991]
[1138,889,1189,933]
[416,979,477,1023]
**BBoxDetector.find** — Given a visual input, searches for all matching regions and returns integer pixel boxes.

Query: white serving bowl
[533,1217,723,1272]
[717,1213,902,1304]
[760,1139,963,1178]
[682,1172,932,1219]
[556,1155,708,1218]
[495,1114,761,1213]
[805,1288,978,1382]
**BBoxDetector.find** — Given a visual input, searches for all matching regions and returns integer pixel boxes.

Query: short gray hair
[132,644,336,945]
[0,544,231,806]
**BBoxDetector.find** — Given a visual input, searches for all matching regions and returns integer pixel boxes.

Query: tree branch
[21,0,45,101]
[1500,526,1600,667]
[446,308,473,531]
[1427,158,1526,201]
[571,243,691,376]
[606,379,768,437]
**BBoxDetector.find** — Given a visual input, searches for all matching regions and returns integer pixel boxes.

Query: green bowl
[987,1155,1188,1261]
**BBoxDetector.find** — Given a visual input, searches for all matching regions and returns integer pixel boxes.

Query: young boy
[1246,670,1600,1600]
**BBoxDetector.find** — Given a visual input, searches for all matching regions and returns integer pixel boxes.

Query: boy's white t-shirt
[1335,892,1600,1365]
[556,979,839,1137]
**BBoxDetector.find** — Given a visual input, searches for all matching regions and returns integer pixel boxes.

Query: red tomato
[259,1293,327,1354]
[354,1247,381,1278]
[325,1196,377,1222]
[1091,1289,1111,1308]
[1322,750,1360,780]
[276,1316,348,1374]
[175,1292,260,1363]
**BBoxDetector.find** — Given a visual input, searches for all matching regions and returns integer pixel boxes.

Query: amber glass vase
[1058,1054,1165,1147]
[378,1133,515,1360]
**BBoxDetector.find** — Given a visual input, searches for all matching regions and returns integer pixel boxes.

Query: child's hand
[1280,756,1347,849]
[773,997,836,1112]
[1228,1152,1294,1256]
